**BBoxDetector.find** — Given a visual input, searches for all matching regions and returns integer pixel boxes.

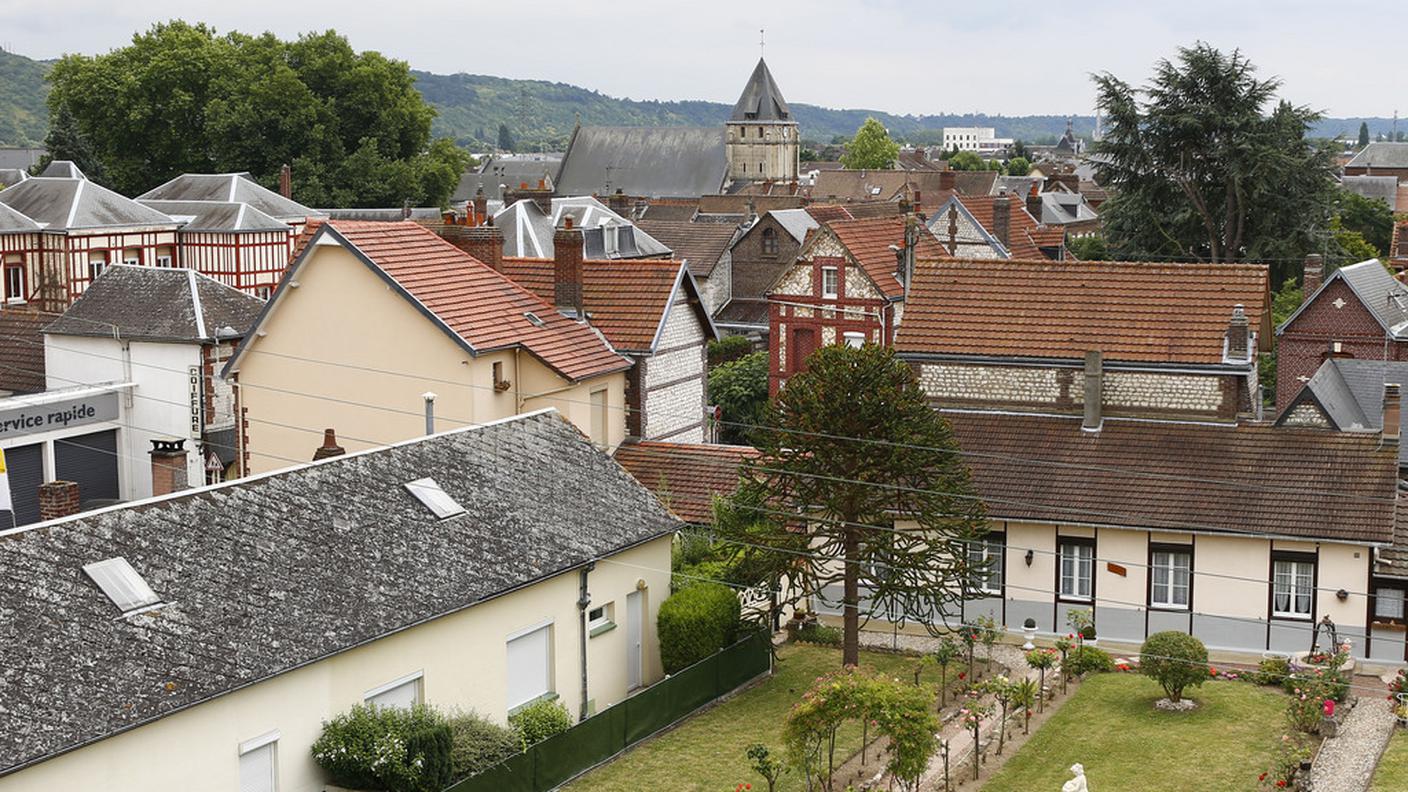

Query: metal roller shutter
[2,443,43,527]
[54,430,119,509]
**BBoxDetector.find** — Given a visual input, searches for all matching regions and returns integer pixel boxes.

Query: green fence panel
[530,705,625,790]
[624,653,714,744]
[445,748,533,792]
[717,631,770,692]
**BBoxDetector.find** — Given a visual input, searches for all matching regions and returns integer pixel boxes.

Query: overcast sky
[1,0,1400,118]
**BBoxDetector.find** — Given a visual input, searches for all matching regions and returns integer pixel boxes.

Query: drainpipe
[422,392,436,435]
[578,560,596,721]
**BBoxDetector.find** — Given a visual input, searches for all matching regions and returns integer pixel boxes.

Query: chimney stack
[1384,383,1402,445]
[279,164,292,199]
[1226,304,1250,361]
[149,439,188,497]
[312,428,346,461]
[439,221,504,272]
[554,217,585,317]
[1026,182,1043,221]
[608,188,630,216]
[912,189,923,218]
[939,170,956,192]
[945,204,960,255]
[992,195,1012,253]
[38,480,80,522]
[1082,351,1103,432]
[472,187,488,227]
[1303,254,1324,300]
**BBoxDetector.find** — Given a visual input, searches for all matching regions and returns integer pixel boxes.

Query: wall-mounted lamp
[1336,588,1349,601]
[1024,549,1035,567]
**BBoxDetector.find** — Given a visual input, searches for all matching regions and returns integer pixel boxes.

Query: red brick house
[1275,256,1408,411]
[1390,219,1408,272]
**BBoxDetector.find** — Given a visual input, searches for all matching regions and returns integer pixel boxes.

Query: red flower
[1277,781,1286,788]
[958,672,966,680]
[1209,667,1218,676]
[1258,772,1267,781]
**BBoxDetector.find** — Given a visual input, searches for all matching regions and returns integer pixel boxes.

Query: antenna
[759,28,765,59]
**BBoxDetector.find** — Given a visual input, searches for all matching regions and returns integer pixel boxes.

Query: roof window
[523,311,546,327]
[404,477,465,519]
[83,557,162,615]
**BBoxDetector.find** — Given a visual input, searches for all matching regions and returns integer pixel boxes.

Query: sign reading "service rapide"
[0,393,120,441]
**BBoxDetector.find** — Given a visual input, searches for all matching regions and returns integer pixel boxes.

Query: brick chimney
[440,222,503,272]
[1302,254,1324,300]
[313,428,346,461]
[279,164,292,199]
[505,181,553,214]
[554,217,585,317]
[1026,182,1043,221]
[1226,304,1250,361]
[1082,351,1103,432]
[939,170,956,192]
[992,195,1012,253]
[608,188,631,216]
[912,189,923,218]
[472,187,488,227]
[149,439,188,497]
[1384,383,1401,445]
[38,480,80,522]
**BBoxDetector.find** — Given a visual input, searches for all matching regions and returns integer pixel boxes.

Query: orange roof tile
[613,441,761,524]
[805,204,854,223]
[826,216,947,299]
[324,222,629,381]
[896,258,1270,365]
[956,195,1052,259]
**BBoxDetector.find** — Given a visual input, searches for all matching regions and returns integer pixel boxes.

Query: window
[842,331,866,349]
[404,477,465,519]
[761,227,778,257]
[1058,539,1094,601]
[155,246,174,267]
[88,251,108,282]
[492,361,509,392]
[967,533,1004,595]
[1376,586,1406,621]
[122,247,141,266]
[1272,555,1315,619]
[821,266,838,299]
[83,557,161,614]
[588,602,615,636]
[590,388,608,447]
[255,286,272,301]
[1149,546,1191,609]
[4,259,24,302]
[238,732,278,792]
[365,672,422,709]
[507,622,553,710]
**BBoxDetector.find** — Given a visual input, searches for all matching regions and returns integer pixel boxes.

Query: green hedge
[509,698,572,747]
[310,704,453,792]
[447,709,521,781]
[1065,645,1115,676]
[658,582,742,674]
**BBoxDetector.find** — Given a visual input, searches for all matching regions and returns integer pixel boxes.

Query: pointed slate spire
[730,58,792,122]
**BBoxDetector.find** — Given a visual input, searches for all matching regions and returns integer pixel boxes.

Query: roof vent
[524,311,546,327]
[83,557,162,615]
[404,477,465,519]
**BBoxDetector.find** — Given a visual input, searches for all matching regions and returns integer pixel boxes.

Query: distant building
[1344,142,1408,181]
[452,153,563,204]
[724,59,799,184]
[942,127,1014,156]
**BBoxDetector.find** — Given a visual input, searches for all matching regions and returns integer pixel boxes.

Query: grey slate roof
[1341,175,1400,211]
[0,147,43,171]
[768,208,820,244]
[1346,142,1408,169]
[43,265,265,343]
[0,178,176,231]
[1036,191,1099,225]
[1279,259,1408,338]
[495,196,672,259]
[137,200,290,233]
[0,410,680,776]
[730,58,792,122]
[1279,358,1408,466]
[0,201,41,233]
[137,173,322,221]
[453,154,563,203]
[38,160,84,179]
[555,126,727,199]
[0,168,28,188]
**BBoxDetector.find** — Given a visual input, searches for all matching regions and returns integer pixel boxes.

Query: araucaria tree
[732,344,986,666]
[1093,43,1337,281]
[840,118,900,170]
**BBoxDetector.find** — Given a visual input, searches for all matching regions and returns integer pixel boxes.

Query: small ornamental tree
[931,636,962,708]
[1025,648,1057,712]
[1014,678,1038,735]
[1140,631,1209,703]
[1054,636,1074,694]
[958,692,991,781]
[746,743,786,792]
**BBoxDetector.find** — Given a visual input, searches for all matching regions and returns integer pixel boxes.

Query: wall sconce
[1024,549,1035,567]
[1336,588,1348,601]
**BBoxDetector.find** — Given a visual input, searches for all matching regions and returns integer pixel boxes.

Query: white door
[626,590,644,689]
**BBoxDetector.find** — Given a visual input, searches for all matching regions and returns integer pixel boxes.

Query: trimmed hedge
[509,697,572,747]
[447,709,521,781]
[1139,631,1208,702]
[658,582,742,674]
[310,704,453,792]
[1065,645,1115,676]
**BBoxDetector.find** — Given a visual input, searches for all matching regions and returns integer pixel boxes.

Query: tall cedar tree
[1093,43,1337,283]
[731,344,987,665]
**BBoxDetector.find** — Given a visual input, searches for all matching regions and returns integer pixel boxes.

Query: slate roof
[136,200,290,233]
[0,307,61,394]
[730,59,793,123]
[805,170,953,204]
[1278,358,1408,465]
[0,178,176,231]
[802,205,853,226]
[634,219,738,278]
[896,258,1270,365]
[1036,192,1099,225]
[1346,142,1408,169]
[236,221,629,382]
[713,299,770,329]
[1279,259,1408,338]
[0,200,41,233]
[499,257,715,353]
[555,126,727,198]
[613,441,760,524]
[495,197,672,260]
[0,169,28,189]
[39,160,84,179]
[44,266,265,343]
[453,154,563,203]
[952,171,1000,197]
[945,410,1399,544]
[0,410,680,776]
[0,148,43,171]
[137,173,322,221]
[1341,175,1400,211]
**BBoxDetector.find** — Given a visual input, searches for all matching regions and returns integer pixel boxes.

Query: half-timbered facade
[139,200,296,298]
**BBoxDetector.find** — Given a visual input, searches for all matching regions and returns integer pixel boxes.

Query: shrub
[658,582,742,673]
[508,698,572,747]
[795,622,842,645]
[446,709,521,780]
[1253,656,1291,686]
[1139,631,1208,702]
[1064,646,1115,676]
[311,704,453,792]
[708,335,754,366]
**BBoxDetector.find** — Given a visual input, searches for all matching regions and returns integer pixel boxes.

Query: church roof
[730,58,792,123]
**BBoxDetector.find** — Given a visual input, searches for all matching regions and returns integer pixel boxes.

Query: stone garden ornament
[1061,763,1089,792]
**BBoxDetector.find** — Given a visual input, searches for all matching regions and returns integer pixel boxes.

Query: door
[626,590,644,690]
[790,328,817,374]
[54,430,119,508]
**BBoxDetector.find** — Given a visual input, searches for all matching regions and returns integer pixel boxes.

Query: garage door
[54,430,119,509]
[1,443,43,527]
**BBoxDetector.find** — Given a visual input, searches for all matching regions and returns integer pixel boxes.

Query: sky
[0,0,1401,119]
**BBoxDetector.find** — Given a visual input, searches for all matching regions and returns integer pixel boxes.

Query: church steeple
[725,57,799,184]
[730,58,792,123]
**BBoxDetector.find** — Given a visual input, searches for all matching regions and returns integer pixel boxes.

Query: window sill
[589,621,617,638]
[1271,613,1313,622]
[1148,604,1191,612]
[508,691,559,716]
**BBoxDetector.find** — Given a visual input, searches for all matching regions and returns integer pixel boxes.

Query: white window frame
[122,248,141,266]
[842,331,866,349]
[1149,548,1192,610]
[1272,557,1315,619]
[588,602,615,635]
[1058,540,1094,601]
[5,262,24,303]
[238,730,280,792]
[506,619,554,711]
[821,266,838,299]
[88,251,108,282]
[1375,585,1406,621]
[967,535,1004,596]
[363,670,423,709]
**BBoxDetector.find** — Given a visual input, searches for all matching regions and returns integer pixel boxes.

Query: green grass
[1372,730,1408,792]
[984,674,1290,792]
[566,642,953,792]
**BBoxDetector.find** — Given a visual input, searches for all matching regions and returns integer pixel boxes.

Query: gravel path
[1309,697,1398,792]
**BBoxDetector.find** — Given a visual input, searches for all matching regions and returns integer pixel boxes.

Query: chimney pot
[313,428,346,461]
[1303,254,1325,300]
[992,195,1012,253]
[149,439,188,497]
[553,222,585,317]
[1384,383,1402,445]
[472,187,488,227]
[1226,303,1251,361]
[1082,351,1103,432]
[279,164,292,200]
[38,480,81,522]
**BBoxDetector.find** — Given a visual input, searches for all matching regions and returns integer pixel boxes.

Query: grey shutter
[3,443,43,526]
[54,430,119,508]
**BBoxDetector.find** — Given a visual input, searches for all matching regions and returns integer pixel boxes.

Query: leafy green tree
[840,118,899,170]
[1335,188,1394,256]
[1007,156,1031,176]
[737,344,986,666]
[38,106,105,182]
[946,150,984,171]
[1066,235,1109,261]
[1093,43,1338,282]
[799,148,818,162]
[497,123,515,152]
[1358,121,1370,147]
[45,21,467,207]
[1139,631,1209,703]
[1010,139,1028,159]
[707,350,767,445]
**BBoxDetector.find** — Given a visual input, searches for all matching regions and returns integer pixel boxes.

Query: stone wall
[641,298,707,442]
[1281,401,1331,428]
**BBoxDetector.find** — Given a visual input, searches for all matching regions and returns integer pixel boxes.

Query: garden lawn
[1371,731,1408,792]
[983,673,1288,792]
[566,642,952,792]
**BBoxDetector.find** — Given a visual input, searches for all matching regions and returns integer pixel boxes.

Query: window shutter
[238,742,275,792]
[507,625,551,708]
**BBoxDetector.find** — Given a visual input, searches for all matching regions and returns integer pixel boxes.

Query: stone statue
[1061,763,1089,792]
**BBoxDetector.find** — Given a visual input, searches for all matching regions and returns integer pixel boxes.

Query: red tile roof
[613,441,761,524]
[805,204,854,223]
[500,257,694,353]
[325,221,629,381]
[955,195,1053,259]
[825,216,947,299]
[896,258,1270,365]
[947,411,1398,544]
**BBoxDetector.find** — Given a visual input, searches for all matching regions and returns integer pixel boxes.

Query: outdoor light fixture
[1025,549,1035,567]
[1336,588,1349,601]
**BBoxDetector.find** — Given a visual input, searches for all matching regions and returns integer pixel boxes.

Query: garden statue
[1061,763,1089,792]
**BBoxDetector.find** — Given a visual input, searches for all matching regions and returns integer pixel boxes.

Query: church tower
[725,58,800,183]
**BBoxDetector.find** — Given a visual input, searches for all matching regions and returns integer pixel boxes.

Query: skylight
[404,477,465,519]
[523,311,546,327]
[83,557,161,615]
